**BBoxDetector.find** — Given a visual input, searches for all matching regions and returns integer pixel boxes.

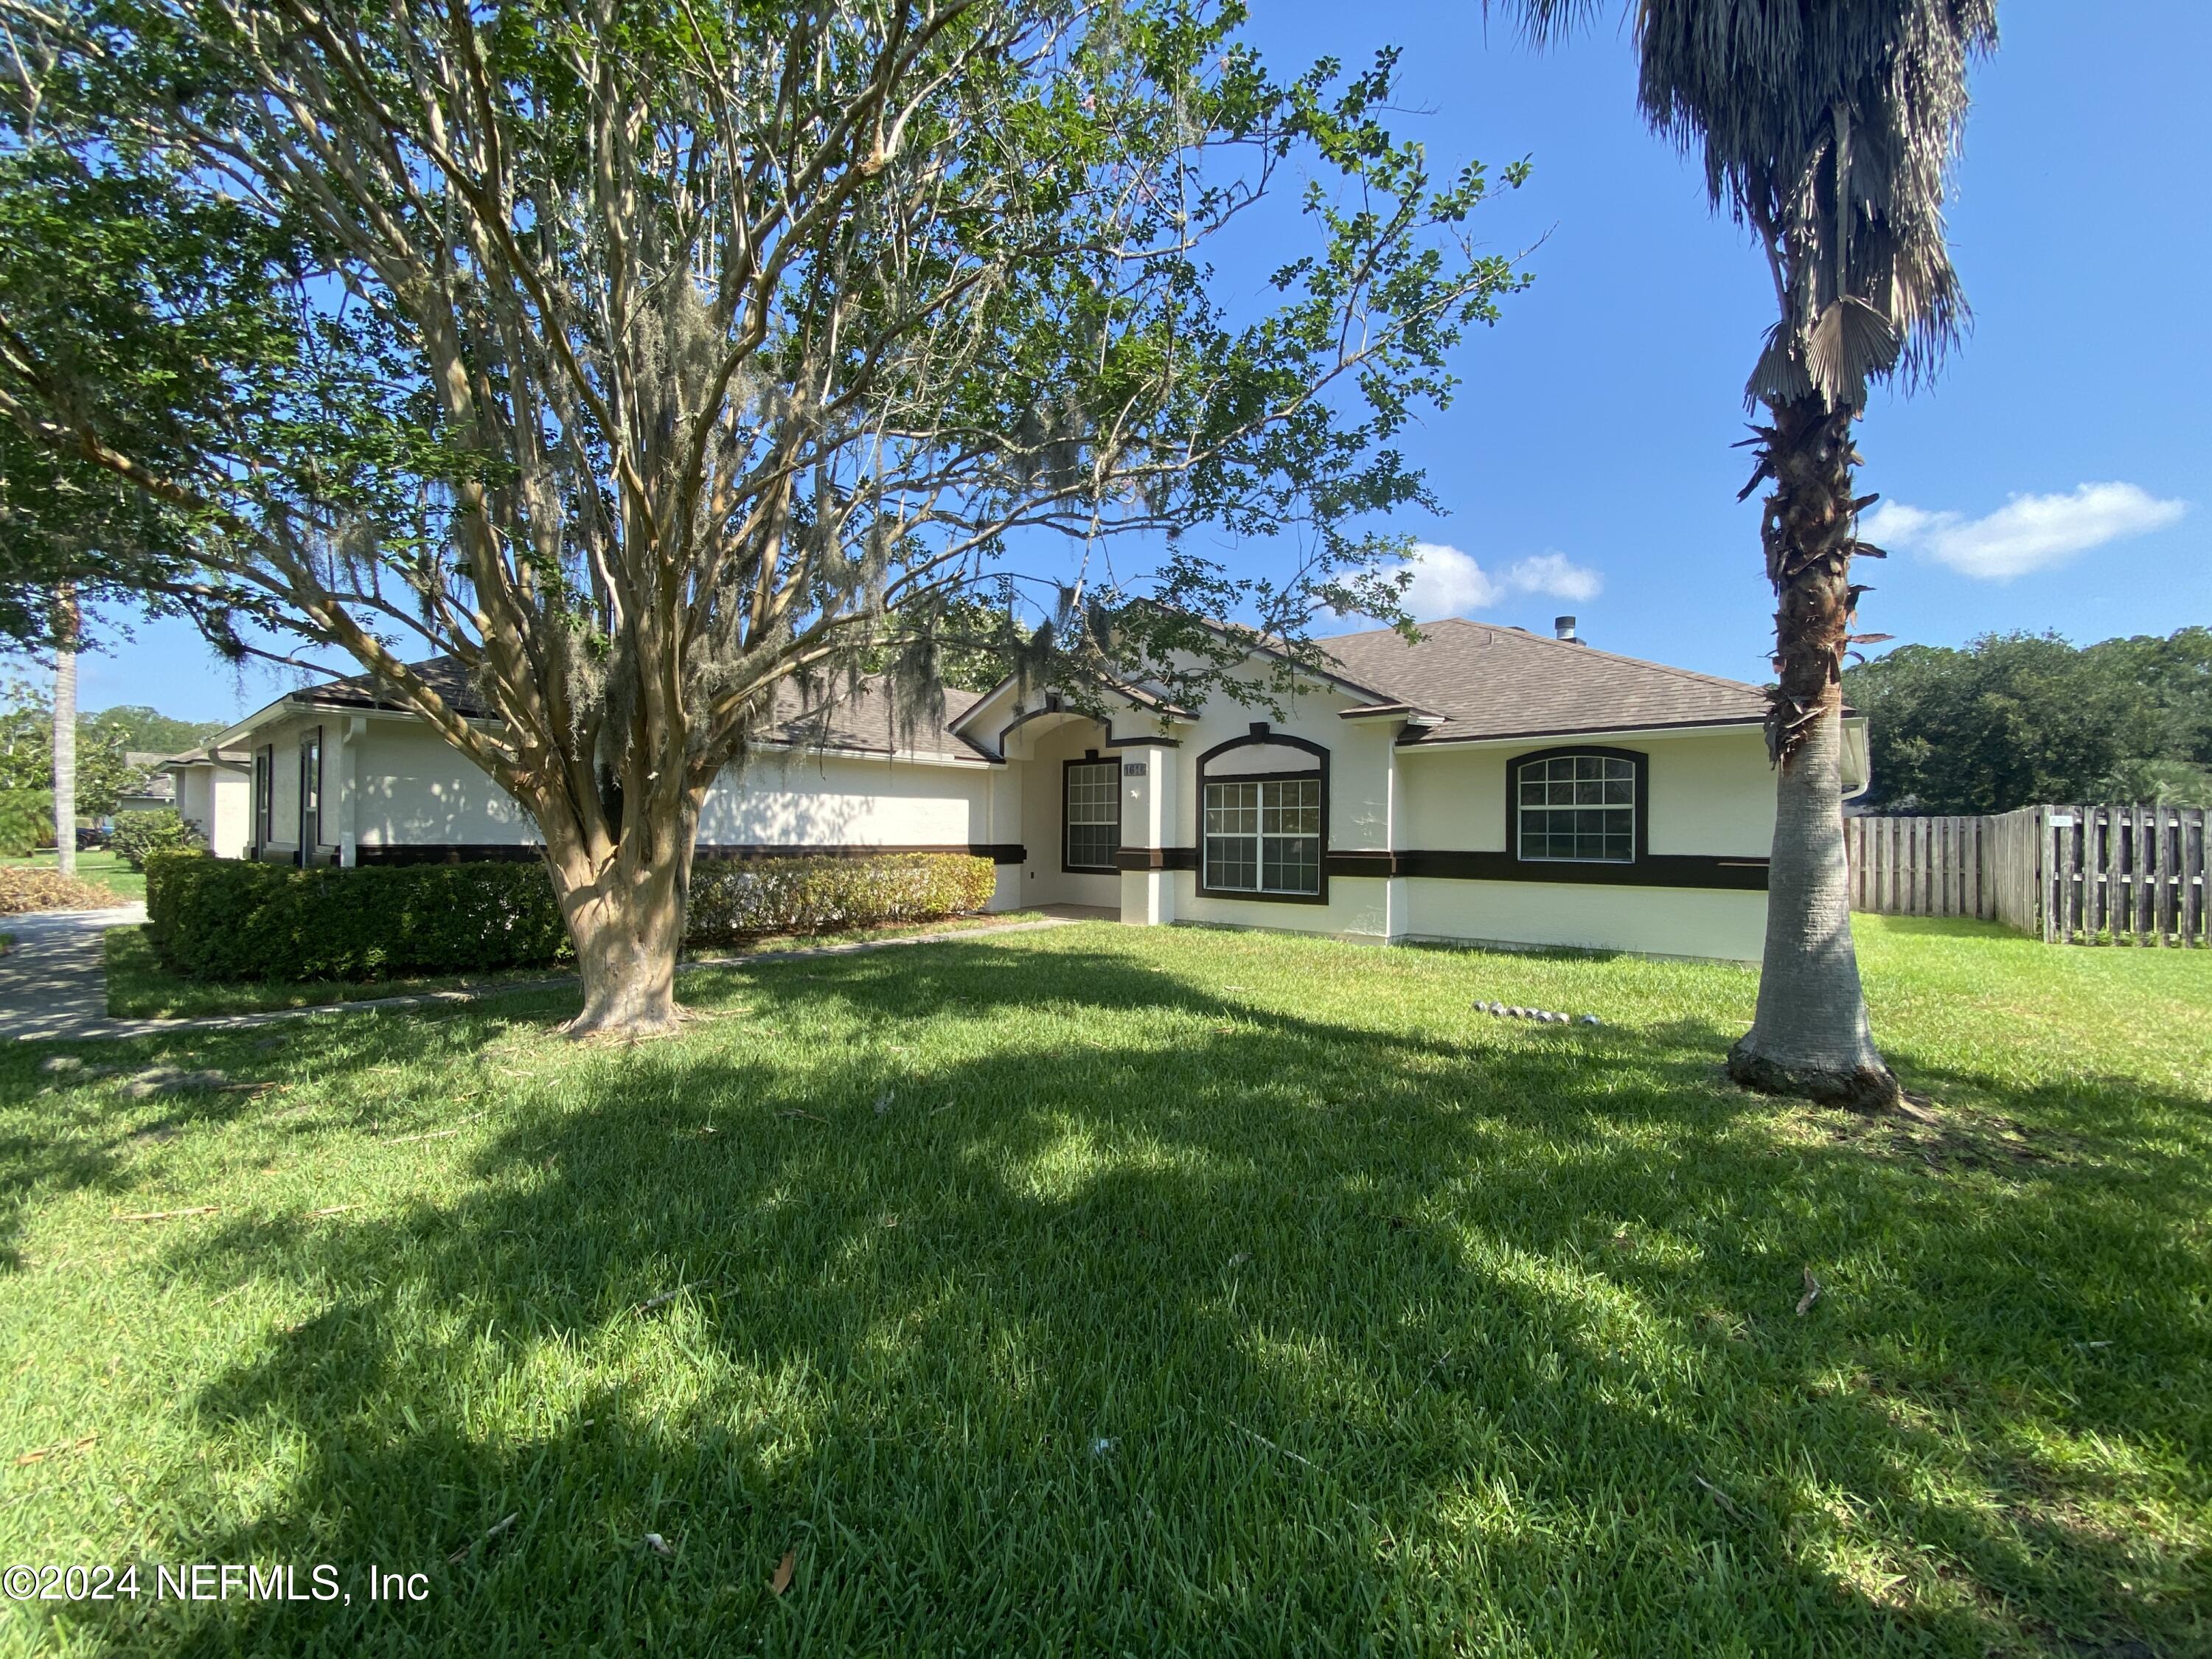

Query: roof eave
[1397,714,1768,749]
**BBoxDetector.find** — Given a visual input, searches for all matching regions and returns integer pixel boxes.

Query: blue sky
[45,0,2212,723]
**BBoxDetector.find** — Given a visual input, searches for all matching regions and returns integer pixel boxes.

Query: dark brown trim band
[356,842,1027,868]
[1113,846,1199,872]
[696,843,1025,866]
[1320,849,1396,877]
[1100,732,1182,748]
[355,844,542,866]
[1394,849,1768,890]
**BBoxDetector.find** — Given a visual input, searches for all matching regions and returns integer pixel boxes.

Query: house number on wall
[1123,762,1147,778]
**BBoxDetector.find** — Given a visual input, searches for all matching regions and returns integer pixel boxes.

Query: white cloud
[1393,543,1603,622]
[1504,551,1605,604]
[1863,482,2186,581]
[1398,542,1501,617]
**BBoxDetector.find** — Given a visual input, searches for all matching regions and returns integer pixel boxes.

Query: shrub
[146,853,571,981]
[0,789,55,857]
[0,866,116,914]
[143,849,998,981]
[110,808,206,869]
[686,853,996,944]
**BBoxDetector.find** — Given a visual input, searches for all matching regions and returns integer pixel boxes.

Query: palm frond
[1745,318,1812,408]
[1805,295,1902,410]
[1500,0,1997,405]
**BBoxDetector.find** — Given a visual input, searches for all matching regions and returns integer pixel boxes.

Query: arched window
[1197,726,1328,902]
[1509,748,1645,866]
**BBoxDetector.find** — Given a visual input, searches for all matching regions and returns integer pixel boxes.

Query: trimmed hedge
[686,853,997,945]
[144,850,998,981]
[146,852,570,981]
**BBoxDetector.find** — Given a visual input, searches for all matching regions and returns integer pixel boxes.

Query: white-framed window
[1516,753,1635,863]
[1064,759,1120,872]
[1203,776,1321,895]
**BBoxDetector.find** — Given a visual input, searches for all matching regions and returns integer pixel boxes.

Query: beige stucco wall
[1158,681,1394,854]
[1172,872,1393,939]
[1400,877,1768,962]
[1397,727,1774,858]
[697,748,994,849]
[352,722,537,848]
[175,768,212,843]
[177,765,253,860]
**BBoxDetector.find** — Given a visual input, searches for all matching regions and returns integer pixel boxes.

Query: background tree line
[1843,627,2212,815]
[0,678,220,818]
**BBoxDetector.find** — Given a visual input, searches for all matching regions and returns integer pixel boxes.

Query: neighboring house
[110,751,180,817]
[192,616,1871,962]
[158,745,254,859]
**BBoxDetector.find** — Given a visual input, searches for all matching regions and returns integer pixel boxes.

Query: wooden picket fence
[1846,814,1995,920]
[1847,805,2210,947]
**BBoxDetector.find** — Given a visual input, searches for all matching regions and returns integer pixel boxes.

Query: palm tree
[51,582,77,877]
[1496,1,1997,1109]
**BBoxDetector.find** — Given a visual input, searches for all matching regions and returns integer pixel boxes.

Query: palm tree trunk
[1727,396,1900,1110]
[52,584,78,877]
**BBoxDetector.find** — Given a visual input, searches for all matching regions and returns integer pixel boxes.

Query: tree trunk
[52,584,77,877]
[540,793,701,1038]
[1727,396,1901,1111]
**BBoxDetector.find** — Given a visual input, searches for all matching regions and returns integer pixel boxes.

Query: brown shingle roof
[295,655,493,718]
[296,657,993,762]
[757,677,993,762]
[1313,617,1770,744]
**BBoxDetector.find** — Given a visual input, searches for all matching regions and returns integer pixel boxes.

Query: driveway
[1,905,147,1043]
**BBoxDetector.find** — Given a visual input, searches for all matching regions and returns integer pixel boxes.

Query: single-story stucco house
[160,616,1869,961]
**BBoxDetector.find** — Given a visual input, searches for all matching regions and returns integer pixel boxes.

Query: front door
[296,729,321,866]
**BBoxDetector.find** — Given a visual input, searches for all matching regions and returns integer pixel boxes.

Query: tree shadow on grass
[10,937,2208,1655]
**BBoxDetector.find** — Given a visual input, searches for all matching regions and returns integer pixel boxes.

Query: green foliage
[864,594,1026,694]
[0,147,296,653]
[0,789,55,856]
[83,705,225,757]
[1845,627,2212,813]
[0,0,1526,804]
[687,855,998,945]
[145,852,995,981]
[109,808,206,869]
[146,855,572,983]
[0,678,155,816]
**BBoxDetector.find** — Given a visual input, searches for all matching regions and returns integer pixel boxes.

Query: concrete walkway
[3,908,1093,1045]
[0,905,147,1043]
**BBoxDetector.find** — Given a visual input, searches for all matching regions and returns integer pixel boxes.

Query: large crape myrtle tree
[1,0,1527,1033]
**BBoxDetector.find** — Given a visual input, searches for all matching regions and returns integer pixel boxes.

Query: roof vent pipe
[1554,615,1579,643]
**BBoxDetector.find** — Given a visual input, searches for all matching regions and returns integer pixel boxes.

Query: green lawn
[3,917,2206,1655]
[1,848,145,905]
[100,911,1051,1019]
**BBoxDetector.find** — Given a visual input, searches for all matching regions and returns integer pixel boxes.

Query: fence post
[2154,805,2171,946]
[2188,807,2206,947]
